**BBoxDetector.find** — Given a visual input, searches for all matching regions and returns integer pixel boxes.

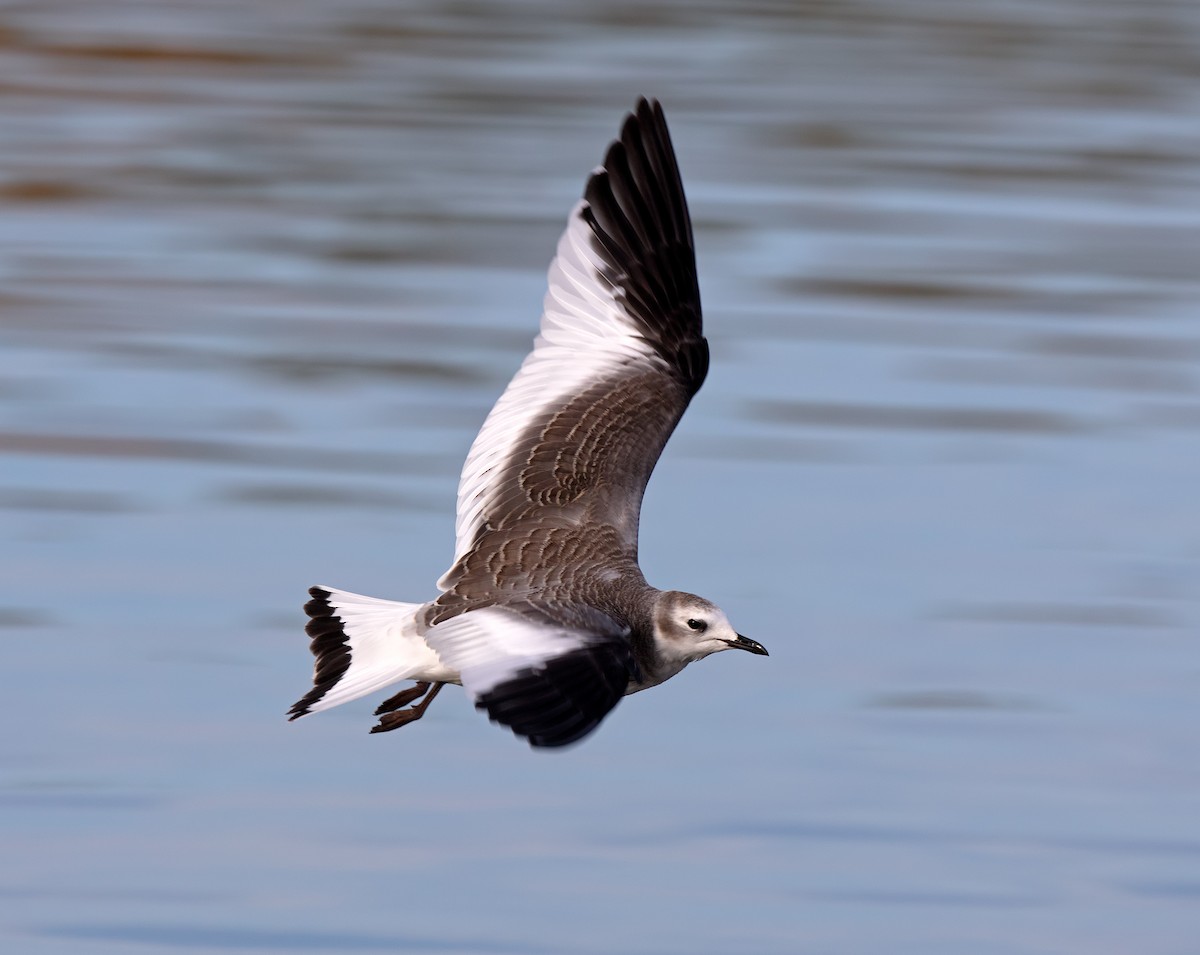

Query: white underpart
[439,200,664,589]
[424,605,612,697]
[302,587,457,714]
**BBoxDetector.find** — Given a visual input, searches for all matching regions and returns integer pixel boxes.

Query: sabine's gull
[288,97,768,748]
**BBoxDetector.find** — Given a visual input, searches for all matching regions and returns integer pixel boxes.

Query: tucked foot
[369,682,444,735]
[370,707,426,733]
[375,682,431,715]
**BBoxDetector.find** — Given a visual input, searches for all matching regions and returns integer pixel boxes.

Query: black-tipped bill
[728,634,768,656]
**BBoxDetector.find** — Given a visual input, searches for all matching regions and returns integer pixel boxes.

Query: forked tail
[287,586,438,719]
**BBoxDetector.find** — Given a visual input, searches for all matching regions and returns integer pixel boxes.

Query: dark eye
[687,618,707,632]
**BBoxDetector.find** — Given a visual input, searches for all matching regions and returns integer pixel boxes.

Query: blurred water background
[3,1,1200,952]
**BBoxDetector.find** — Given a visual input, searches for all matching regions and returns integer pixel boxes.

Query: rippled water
[3,1,1200,953]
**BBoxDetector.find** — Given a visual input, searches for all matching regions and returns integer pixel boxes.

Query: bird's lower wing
[424,605,635,748]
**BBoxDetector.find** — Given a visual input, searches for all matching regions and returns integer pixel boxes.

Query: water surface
[3,1,1199,952]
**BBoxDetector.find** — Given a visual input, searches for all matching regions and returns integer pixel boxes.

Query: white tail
[288,586,449,719]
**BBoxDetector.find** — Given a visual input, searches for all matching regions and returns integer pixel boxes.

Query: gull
[288,97,767,748]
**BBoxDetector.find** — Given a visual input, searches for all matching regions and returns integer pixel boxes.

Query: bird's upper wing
[424,605,636,748]
[439,97,706,590]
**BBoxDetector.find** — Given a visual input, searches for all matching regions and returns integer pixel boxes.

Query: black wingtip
[577,95,704,395]
[630,95,662,127]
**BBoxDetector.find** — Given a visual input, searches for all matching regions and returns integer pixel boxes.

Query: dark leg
[375,682,431,715]
[369,682,444,734]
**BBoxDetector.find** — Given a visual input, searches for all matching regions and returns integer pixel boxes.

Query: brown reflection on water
[867,690,1047,712]
[0,179,95,203]
[0,608,55,628]
[748,399,1097,435]
[931,601,1182,629]
[905,356,1195,396]
[0,488,134,513]
[1024,332,1200,363]
[0,431,448,475]
[794,277,1019,304]
[214,482,422,511]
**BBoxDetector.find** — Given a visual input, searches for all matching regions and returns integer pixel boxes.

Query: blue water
[3,1,1200,952]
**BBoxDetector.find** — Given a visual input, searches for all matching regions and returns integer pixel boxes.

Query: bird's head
[651,590,768,665]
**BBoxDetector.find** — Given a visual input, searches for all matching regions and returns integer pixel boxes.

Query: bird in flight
[288,97,767,748]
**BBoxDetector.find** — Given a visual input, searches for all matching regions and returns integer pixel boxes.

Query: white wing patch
[424,604,610,698]
[439,202,667,589]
